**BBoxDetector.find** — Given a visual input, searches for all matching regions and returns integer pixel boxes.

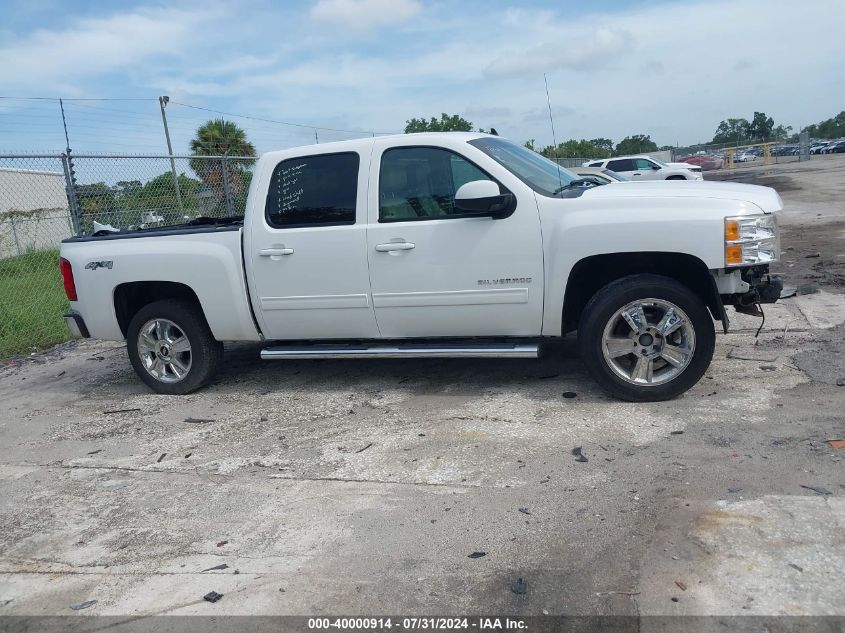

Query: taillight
[60,257,78,301]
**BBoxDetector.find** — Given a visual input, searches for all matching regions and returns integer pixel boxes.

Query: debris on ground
[203,591,223,603]
[467,551,486,559]
[185,417,215,424]
[670,430,684,435]
[572,447,588,463]
[538,373,560,380]
[728,486,743,493]
[675,580,687,591]
[216,540,228,547]
[760,365,777,371]
[828,440,845,449]
[727,349,778,362]
[805,252,821,258]
[201,563,229,572]
[156,453,167,463]
[562,391,577,399]
[836,378,845,387]
[511,578,528,594]
[800,485,833,496]
[87,449,102,455]
[788,563,804,572]
[103,408,141,415]
[355,442,373,453]
[518,507,531,515]
[671,597,679,602]
[780,286,798,299]
[70,600,97,610]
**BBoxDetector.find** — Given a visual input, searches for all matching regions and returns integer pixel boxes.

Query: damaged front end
[714,265,783,320]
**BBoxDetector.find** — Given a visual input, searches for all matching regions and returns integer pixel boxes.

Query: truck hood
[582,180,782,214]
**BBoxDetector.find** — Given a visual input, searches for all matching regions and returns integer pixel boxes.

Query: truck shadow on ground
[201,336,608,401]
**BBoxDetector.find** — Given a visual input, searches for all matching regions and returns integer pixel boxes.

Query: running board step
[260,343,540,360]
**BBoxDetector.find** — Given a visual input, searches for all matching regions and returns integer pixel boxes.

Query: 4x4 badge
[85,261,113,270]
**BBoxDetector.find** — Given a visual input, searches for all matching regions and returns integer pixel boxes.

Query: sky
[1,0,844,155]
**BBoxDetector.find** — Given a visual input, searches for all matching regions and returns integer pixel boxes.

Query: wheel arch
[114,281,203,338]
[562,252,722,334]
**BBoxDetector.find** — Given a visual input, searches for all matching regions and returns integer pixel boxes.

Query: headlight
[724,214,779,266]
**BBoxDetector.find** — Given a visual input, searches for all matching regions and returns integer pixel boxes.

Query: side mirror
[454,180,514,218]
[652,164,661,170]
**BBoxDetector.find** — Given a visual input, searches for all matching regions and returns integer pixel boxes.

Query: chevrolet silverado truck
[59,133,782,401]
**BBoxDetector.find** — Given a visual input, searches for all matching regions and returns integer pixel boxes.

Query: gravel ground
[1,156,844,624]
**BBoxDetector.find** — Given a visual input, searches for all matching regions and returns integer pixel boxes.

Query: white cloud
[485,27,633,78]
[2,0,845,153]
[310,0,421,32]
[0,6,217,95]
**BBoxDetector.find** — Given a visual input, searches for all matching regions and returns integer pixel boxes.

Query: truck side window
[607,159,635,172]
[635,158,656,170]
[379,147,496,222]
[265,152,359,228]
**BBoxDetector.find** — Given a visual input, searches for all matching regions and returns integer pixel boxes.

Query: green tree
[404,113,474,133]
[747,111,774,141]
[589,138,614,156]
[189,119,257,215]
[712,118,750,144]
[614,134,658,155]
[804,111,845,139]
[524,139,537,151]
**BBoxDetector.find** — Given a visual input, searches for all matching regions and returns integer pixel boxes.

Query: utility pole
[59,98,81,235]
[159,95,184,213]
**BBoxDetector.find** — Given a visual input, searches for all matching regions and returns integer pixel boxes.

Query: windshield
[650,157,668,167]
[468,137,577,196]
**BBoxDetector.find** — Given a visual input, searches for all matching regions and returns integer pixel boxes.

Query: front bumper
[64,310,90,338]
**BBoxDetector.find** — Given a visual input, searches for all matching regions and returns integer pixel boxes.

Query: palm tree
[189,119,257,214]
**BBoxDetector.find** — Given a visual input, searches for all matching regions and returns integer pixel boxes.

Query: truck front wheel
[127,299,223,395]
[577,274,715,401]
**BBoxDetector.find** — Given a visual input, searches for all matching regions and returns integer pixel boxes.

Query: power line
[169,101,396,136]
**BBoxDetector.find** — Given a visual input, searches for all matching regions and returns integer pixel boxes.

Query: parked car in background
[735,150,759,162]
[570,166,629,184]
[678,154,724,171]
[824,140,845,153]
[583,156,703,180]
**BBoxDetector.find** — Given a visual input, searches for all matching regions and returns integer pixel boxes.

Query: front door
[246,150,379,340]
[366,143,544,338]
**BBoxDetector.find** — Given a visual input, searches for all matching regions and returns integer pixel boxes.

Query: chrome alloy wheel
[600,298,696,386]
[137,318,192,383]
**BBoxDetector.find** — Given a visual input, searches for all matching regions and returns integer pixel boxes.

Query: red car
[679,154,724,171]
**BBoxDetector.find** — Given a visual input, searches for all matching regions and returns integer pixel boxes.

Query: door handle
[632,172,641,176]
[375,242,415,252]
[259,247,294,257]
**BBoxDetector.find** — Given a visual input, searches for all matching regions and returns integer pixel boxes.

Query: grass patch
[0,249,70,358]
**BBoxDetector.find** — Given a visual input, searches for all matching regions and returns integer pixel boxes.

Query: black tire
[126,299,223,395]
[577,274,715,402]
[666,175,687,180]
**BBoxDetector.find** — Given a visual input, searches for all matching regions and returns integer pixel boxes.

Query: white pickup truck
[59,133,782,401]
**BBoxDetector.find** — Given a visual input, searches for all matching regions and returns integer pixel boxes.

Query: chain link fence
[0,153,254,358]
[670,138,810,171]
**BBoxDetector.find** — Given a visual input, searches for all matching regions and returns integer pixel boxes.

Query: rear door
[245,150,380,340]
[365,141,544,338]
[606,158,636,179]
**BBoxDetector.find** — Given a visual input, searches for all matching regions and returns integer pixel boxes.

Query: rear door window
[265,152,359,228]
[607,159,635,172]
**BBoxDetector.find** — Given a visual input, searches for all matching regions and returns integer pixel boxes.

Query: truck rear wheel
[577,274,715,402]
[127,299,223,395]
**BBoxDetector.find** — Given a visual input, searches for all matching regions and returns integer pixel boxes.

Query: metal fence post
[221,156,235,216]
[61,153,82,235]
[10,215,22,257]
